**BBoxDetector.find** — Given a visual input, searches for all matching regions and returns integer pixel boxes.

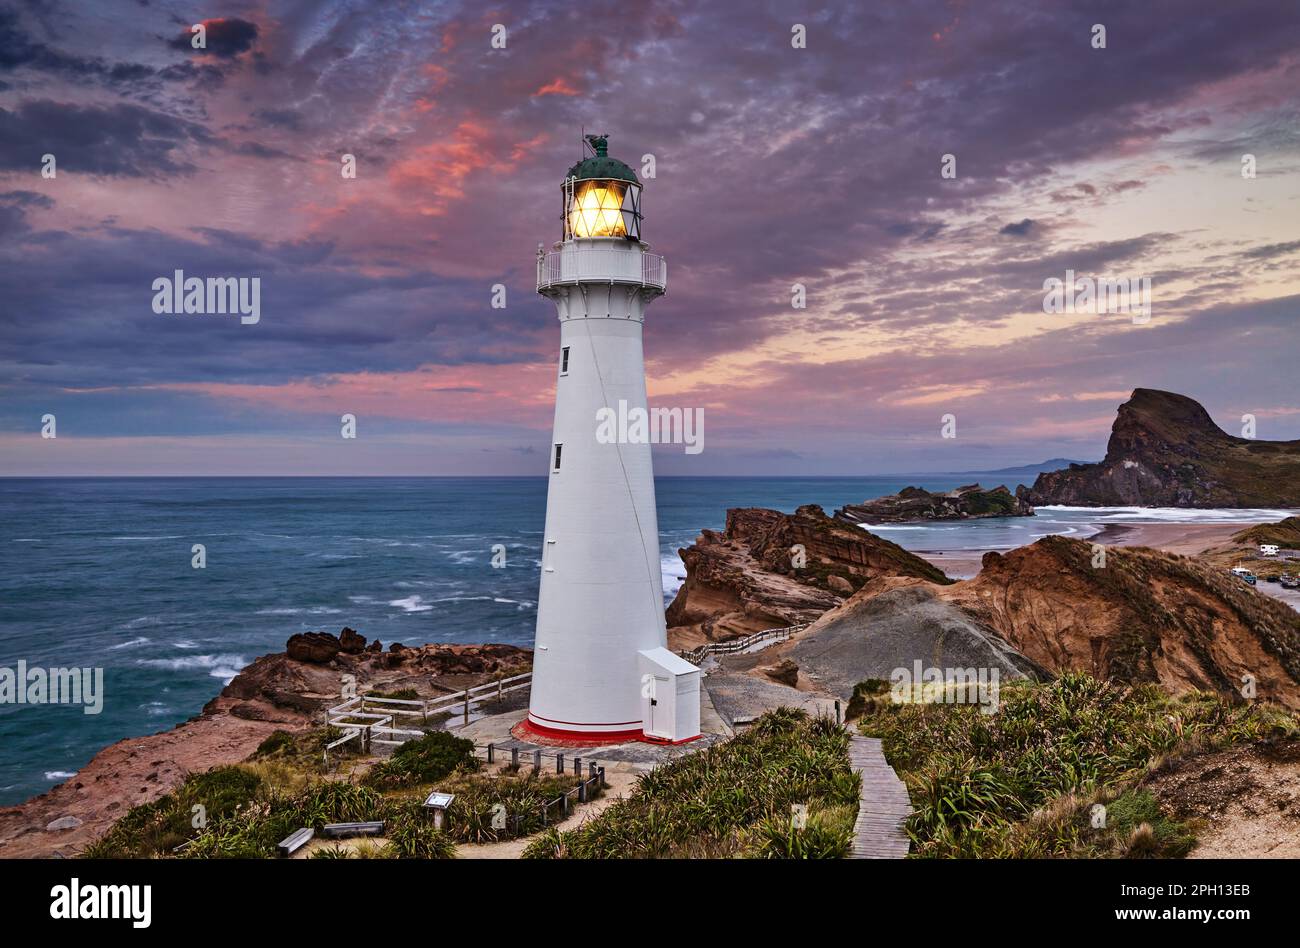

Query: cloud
[167,18,259,59]
[2,0,1299,473]
[0,8,156,87]
[1241,239,1300,260]
[0,100,213,176]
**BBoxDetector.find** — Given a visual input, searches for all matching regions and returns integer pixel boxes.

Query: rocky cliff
[775,534,1300,710]
[0,629,530,858]
[835,483,1033,524]
[1019,388,1300,507]
[939,536,1300,709]
[665,504,950,648]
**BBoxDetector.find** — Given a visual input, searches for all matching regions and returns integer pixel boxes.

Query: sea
[1,476,1293,806]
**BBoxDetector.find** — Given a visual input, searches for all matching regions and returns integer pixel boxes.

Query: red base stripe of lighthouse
[516,717,702,746]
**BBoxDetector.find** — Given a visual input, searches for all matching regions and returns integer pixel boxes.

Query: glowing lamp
[561,134,642,240]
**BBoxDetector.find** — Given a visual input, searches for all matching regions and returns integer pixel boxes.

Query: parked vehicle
[1260,544,1280,557]
[1230,567,1257,586]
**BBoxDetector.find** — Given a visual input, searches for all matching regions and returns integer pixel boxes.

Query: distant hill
[1019,389,1300,507]
[946,458,1087,480]
[963,458,1085,476]
[1231,517,1300,549]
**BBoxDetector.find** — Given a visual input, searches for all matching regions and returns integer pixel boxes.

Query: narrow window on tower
[560,346,570,376]
[552,443,563,472]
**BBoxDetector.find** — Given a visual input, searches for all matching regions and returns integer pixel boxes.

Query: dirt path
[1143,740,1300,858]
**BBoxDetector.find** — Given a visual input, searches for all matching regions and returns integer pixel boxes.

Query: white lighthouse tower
[523,134,700,744]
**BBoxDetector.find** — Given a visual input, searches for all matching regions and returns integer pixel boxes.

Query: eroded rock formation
[1019,389,1300,507]
[665,504,950,648]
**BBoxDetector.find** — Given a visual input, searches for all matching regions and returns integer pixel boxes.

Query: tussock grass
[522,708,858,859]
[859,671,1298,857]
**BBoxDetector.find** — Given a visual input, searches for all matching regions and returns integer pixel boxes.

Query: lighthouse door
[646,676,671,739]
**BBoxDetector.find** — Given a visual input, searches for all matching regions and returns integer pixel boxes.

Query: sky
[1,0,1298,476]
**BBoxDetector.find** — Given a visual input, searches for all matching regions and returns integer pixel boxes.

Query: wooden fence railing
[473,742,607,826]
[677,623,809,666]
[324,672,532,759]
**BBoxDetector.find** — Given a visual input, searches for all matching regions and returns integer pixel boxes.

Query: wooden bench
[277,827,314,857]
[320,821,385,838]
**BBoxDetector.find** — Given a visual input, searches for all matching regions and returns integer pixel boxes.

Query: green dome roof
[564,134,639,184]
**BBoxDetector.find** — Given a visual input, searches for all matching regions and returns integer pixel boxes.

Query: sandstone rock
[827,575,854,594]
[941,535,1300,709]
[339,627,367,654]
[763,659,800,687]
[666,504,949,648]
[366,639,382,653]
[45,816,81,832]
[285,631,340,664]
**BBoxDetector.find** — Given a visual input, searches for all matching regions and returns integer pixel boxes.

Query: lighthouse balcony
[537,243,667,293]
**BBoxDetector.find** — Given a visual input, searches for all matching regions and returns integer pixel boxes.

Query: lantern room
[562,134,643,240]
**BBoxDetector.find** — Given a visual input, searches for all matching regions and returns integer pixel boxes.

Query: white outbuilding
[637,648,702,744]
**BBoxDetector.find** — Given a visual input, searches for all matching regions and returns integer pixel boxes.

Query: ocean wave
[107,636,150,650]
[255,606,343,616]
[137,653,247,678]
[111,535,184,540]
[1039,505,1296,522]
[388,595,433,613]
[45,771,77,781]
[493,598,535,609]
[662,554,687,597]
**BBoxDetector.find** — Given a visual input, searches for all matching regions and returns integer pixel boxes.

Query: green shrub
[367,688,419,701]
[253,730,297,758]
[845,678,891,721]
[363,732,478,789]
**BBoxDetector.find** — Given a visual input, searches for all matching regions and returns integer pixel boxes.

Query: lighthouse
[523,134,700,744]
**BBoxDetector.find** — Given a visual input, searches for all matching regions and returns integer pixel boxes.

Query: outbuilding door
[645,675,672,739]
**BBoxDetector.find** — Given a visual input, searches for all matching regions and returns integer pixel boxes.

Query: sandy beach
[917,520,1262,580]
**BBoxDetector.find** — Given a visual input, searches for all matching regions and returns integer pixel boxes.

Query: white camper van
[1260,544,1280,557]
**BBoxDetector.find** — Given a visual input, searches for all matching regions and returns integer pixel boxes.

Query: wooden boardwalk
[847,735,912,859]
